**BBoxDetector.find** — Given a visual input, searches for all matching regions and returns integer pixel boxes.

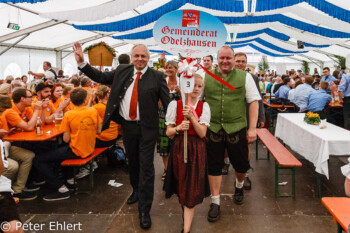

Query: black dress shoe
[139,212,151,229]
[234,187,244,205]
[207,203,220,222]
[127,191,138,205]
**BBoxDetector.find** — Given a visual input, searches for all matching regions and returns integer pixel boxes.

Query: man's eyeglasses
[25,96,33,98]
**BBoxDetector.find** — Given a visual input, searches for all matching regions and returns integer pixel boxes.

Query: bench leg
[89,162,94,193]
[275,161,279,197]
[317,173,322,198]
[256,138,259,160]
[337,222,343,233]
[73,167,78,193]
[275,162,296,198]
[292,168,295,198]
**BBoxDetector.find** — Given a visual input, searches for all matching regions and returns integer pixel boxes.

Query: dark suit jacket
[79,64,170,140]
[245,74,265,127]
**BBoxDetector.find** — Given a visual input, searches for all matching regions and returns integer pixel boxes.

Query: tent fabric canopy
[0,0,46,3]
[0,0,350,63]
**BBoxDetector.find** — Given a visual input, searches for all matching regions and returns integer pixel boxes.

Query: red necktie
[129,72,142,120]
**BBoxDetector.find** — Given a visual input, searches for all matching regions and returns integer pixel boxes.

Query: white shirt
[165,100,211,126]
[119,66,148,121]
[0,140,13,193]
[288,89,296,102]
[44,69,56,79]
[245,73,262,103]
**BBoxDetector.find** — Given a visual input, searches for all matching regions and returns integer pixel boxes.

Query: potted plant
[304,112,321,125]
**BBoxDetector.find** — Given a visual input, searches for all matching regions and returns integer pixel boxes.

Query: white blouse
[165,100,211,126]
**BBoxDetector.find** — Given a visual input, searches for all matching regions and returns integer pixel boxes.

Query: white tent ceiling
[1,0,350,69]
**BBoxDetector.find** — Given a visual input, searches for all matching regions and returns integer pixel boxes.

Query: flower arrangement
[83,41,116,57]
[304,112,321,125]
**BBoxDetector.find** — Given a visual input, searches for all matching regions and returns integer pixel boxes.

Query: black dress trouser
[121,120,156,213]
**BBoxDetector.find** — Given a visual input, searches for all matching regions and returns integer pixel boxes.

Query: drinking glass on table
[54,112,63,127]
[334,95,340,105]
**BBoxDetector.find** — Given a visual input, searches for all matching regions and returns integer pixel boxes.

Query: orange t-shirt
[50,97,63,110]
[0,114,9,130]
[3,104,33,129]
[93,103,118,141]
[59,106,101,158]
[32,97,56,118]
[60,96,74,112]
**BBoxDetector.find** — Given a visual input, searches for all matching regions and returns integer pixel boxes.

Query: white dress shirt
[119,66,148,121]
[245,73,262,103]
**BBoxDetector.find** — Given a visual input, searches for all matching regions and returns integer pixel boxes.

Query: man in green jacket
[204,46,260,222]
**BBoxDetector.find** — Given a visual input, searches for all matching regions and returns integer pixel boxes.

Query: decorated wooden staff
[178,57,198,163]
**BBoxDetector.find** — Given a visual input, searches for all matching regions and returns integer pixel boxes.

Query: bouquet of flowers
[304,112,321,125]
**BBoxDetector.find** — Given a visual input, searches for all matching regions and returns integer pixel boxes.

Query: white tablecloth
[275,113,350,179]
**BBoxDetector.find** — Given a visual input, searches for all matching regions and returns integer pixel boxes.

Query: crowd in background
[0,49,349,233]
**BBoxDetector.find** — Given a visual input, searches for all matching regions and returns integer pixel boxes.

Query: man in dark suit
[73,42,170,229]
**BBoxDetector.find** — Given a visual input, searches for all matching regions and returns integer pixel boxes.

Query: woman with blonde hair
[157,60,181,181]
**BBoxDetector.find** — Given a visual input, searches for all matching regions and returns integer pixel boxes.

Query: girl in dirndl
[164,74,211,233]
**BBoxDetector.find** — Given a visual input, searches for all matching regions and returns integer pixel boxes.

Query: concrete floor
[17,141,348,233]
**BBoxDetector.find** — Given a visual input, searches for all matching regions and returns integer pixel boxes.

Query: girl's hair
[51,83,63,103]
[194,74,204,89]
[95,85,110,100]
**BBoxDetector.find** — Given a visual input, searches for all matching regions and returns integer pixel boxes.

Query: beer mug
[334,95,340,105]
[54,112,63,127]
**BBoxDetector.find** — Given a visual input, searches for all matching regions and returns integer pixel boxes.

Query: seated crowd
[261,67,349,126]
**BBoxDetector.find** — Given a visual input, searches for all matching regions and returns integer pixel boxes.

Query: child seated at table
[93,85,118,148]
[74,85,119,180]
[34,88,101,201]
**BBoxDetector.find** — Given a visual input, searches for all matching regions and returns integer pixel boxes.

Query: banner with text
[153,10,227,58]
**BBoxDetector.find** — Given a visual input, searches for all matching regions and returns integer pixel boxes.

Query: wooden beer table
[263,99,295,132]
[3,124,63,142]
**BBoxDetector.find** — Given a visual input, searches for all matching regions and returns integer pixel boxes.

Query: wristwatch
[175,126,179,135]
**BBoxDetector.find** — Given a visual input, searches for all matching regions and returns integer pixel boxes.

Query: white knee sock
[211,195,220,205]
[235,178,244,189]
[59,186,69,193]
[224,157,230,165]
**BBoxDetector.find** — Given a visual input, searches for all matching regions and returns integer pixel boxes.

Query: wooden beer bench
[256,128,302,197]
[61,147,108,193]
[321,197,350,233]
